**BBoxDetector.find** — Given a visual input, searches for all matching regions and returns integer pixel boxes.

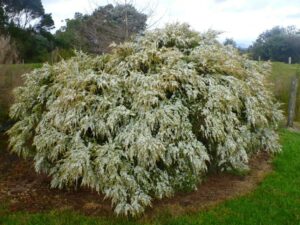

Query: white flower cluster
[8,23,282,216]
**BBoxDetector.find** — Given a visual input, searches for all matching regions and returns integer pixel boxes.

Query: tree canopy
[1,0,45,28]
[56,4,147,54]
[223,38,237,48]
[1,2,147,63]
[250,26,300,63]
[0,0,57,63]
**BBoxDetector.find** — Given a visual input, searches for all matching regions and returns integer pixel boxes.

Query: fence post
[287,75,299,127]
[289,57,292,64]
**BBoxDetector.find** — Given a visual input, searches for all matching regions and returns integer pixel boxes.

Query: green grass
[153,129,300,224]
[270,62,300,121]
[0,129,300,225]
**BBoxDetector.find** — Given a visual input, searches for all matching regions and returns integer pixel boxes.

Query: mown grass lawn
[0,129,299,225]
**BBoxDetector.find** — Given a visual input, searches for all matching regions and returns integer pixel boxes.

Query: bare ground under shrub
[0,134,273,218]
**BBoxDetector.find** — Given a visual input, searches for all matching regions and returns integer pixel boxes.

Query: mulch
[0,134,273,219]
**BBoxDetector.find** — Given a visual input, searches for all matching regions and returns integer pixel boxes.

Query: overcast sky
[42,0,300,47]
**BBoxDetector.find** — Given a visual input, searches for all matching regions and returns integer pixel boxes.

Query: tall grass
[0,36,19,64]
[270,62,300,121]
[0,64,41,124]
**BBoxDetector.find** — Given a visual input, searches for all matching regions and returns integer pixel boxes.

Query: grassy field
[0,129,299,225]
[0,63,42,73]
[0,64,41,124]
[270,62,300,121]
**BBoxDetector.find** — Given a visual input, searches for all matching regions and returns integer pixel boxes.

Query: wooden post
[287,75,299,127]
[289,57,292,64]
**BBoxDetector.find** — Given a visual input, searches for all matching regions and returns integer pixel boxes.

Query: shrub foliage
[8,24,282,216]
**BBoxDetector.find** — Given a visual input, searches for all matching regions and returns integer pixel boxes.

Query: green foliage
[223,38,237,48]
[0,0,57,63]
[8,23,282,216]
[2,0,44,14]
[0,6,7,32]
[1,0,44,28]
[55,12,87,51]
[55,4,147,54]
[250,26,300,63]
[36,13,55,32]
[7,25,55,63]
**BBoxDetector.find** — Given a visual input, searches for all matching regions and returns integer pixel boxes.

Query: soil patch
[0,134,273,219]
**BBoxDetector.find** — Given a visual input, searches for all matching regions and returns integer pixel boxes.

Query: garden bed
[0,134,272,219]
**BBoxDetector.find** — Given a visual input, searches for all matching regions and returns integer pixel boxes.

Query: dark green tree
[0,0,57,63]
[55,12,87,50]
[2,0,44,28]
[223,38,237,48]
[56,4,147,54]
[250,26,300,63]
[36,13,55,32]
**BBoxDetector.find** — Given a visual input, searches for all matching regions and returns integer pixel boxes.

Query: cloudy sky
[42,0,300,47]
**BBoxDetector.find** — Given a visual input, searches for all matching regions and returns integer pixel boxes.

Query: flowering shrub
[8,23,282,216]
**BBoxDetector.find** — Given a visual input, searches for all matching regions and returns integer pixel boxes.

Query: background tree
[249,26,300,63]
[0,0,57,63]
[223,38,237,48]
[55,12,88,52]
[2,0,44,29]
[0,6,7,32]
[36,13,55,32]
[56,4,147,54]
